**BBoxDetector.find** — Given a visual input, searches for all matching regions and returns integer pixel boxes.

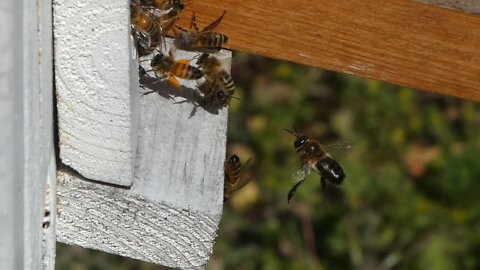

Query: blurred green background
[56,52,480,270]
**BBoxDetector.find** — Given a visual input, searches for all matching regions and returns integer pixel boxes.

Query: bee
[196,53,235,107]
[224,154,252,202]
[173,11,228,53]
[141,0,191,34]
[131,1,162,56]
[150,50,203,89]
[285,127,346,204]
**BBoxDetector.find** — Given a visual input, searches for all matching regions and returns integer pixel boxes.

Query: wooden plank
[57,42,229,268]
[417,0,480,14]
[0,0,56,269]
[177,0,480,101]
[0,2,24,268]
[57,170,221,268]
[53,0,138,186]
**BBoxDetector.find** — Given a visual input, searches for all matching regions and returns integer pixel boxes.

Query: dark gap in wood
[57,164,131,190]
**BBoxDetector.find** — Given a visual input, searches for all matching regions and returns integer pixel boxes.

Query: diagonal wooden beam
[179,0,480,101]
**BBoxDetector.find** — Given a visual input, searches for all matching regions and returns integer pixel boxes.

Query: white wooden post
[0,0,56,269]
[53,0,227,268]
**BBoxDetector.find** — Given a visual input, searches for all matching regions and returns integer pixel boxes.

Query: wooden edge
[57,170,221,268]
[178,0,480,102]
[416,0,480,14]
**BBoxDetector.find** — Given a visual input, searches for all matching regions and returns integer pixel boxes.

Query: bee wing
[291,165,310,182]
[323,140,354,157]
[133,28,153,50]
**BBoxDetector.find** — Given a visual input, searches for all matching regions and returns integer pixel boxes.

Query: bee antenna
[292,124,299,134]
[284,128,296,136]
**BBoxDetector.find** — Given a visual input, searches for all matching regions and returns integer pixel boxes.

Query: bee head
[171,0,184,10]
[215,90,230,105]
[284,126,309,149]
[151,53,172,70]
[293,136,309,149]
[228,154,240,164]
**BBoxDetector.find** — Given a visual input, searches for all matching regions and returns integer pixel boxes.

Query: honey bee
[150,50,203,89]
[285,127,346,203]
[196,53,235,107]
[173,11,228,53]
[224,154,252,202]
[131,1,162,56]
[141,0,191,35]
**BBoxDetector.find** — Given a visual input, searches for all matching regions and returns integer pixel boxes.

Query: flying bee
[173,11,228,53]
[224,154,252,202]
[131,2,162,56]
[196,53,235,107]
[285,127,346,204]
[149,50,203,89]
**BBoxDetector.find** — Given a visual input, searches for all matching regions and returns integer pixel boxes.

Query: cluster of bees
[131,0,234,108]
[130,0,346,203]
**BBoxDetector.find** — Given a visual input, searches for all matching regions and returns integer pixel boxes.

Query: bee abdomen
[219,71,235,92]
[199,32,228,49]
[172,63,203,80]
[316,157,345,185]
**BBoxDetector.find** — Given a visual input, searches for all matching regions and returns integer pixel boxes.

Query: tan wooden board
[176,0,480,101]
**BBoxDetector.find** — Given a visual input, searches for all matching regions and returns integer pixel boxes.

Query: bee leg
[168,74,182,89]
[287,178,306,204]
[202,10,227,32]
[190,11,199,32]
[320,177,327,190]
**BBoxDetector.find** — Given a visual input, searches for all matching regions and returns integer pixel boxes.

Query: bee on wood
[224,154,252,202]
[196,53,235,107]
[173,11,228,53]
[131,1,162,56]
[285,127,346,204]
[150,50,203,89]
[141,0,192,35]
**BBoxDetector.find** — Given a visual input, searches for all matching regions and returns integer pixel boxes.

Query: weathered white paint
[53,0,138,186]
[57,171,221,268]
[417,0,480,14]
[134,41,229,215]
[0,0,56,269]
[57,40,230,268]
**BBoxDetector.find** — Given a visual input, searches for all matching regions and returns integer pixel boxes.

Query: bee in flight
[149,50,203,89]
[173,11,228,53]
[224,154,252,202]
[285,127,346,204]
[196,53,235,107]
[131,1,162,56]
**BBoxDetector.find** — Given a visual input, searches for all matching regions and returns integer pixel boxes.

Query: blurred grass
[56,53,480,270]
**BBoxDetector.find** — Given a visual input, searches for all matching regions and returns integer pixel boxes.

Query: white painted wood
[0,0,56,269]
[416,0,480,14]
[0,3,24,268]
[57,171,221,268]
[57,41,230,268]
[53,0,138,186]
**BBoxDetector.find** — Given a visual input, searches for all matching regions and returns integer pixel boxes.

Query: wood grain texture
[57,41,229,268]
[54,0,139,186]
[417,0,480,14]
[134,40,229,215]
[177,0,480,101]
[57,171,220,269]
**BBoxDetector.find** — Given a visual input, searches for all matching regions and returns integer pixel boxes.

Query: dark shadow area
[139,74,225,116]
